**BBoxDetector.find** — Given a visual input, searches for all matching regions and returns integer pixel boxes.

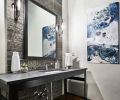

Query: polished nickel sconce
[56,18,63,37]
[11,0,21,22]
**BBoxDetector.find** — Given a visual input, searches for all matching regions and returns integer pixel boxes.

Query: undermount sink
[39,69,67,73]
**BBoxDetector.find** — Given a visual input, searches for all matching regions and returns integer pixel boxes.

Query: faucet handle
[45,64,48,70]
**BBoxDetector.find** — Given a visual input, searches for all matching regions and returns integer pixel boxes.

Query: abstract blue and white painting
[42,25,56,59]
[87,2,119,64]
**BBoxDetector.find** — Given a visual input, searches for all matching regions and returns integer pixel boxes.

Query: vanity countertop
[0,68,87,85]
[0,68,87,100]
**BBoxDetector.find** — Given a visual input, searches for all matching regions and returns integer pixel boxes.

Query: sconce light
[11,0,21,22]
[56,18,63,37]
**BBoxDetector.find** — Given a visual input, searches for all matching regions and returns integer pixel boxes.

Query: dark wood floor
[54,94,83,100]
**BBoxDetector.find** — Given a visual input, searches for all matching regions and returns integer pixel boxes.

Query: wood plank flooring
[54,94,83,100]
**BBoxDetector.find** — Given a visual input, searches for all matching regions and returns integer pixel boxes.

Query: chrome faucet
[45,64,48,70]
[45,62,54,70]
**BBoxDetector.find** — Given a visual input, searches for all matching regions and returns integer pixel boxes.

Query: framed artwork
[87,2,119,64]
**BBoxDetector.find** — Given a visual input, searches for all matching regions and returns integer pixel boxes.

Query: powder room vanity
[0,68,87,100]
[3,0,87,99]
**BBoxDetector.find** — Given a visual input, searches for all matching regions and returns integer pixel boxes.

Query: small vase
[11,52,20,73]
[20,67,28,73]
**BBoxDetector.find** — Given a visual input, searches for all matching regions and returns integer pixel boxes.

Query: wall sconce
[56,18,63,37]
[11,0,21,22]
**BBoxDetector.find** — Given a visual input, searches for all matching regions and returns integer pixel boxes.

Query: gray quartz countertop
[0,68,87,85]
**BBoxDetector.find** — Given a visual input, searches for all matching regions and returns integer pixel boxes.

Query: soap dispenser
[55,60,60,69]
[11,52,20,73]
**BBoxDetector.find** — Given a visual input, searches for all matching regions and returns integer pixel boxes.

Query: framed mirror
[24,0,57,59]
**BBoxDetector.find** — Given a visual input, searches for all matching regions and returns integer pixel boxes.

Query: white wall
[0,0,7,73]
[65,0,120,100]
[62,0,69,66]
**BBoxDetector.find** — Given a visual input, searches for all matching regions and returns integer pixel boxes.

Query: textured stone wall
[7,0,62,99]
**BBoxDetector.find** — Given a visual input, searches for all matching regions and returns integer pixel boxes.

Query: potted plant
[20,62,28,73]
